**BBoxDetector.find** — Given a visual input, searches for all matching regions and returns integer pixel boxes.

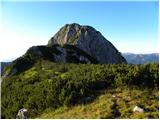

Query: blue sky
[0,0,159,61]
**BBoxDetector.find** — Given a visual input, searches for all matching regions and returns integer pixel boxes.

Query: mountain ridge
[1,23,159,119]
[48,23,126,64]
[122,53,159,64]
[2,23,127,77]
[1,53,158,75]
[2,44,98,77]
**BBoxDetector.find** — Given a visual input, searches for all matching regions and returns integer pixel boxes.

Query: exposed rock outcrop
[48,23,127,64]
[3,23,127,77]
[4,45,98,76]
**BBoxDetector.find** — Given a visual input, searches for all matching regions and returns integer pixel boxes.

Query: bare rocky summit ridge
[48,23,127,64]
[3,45,98,77]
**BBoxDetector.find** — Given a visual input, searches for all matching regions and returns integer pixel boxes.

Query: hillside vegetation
[1,60,159,118]
[37,88,158,119]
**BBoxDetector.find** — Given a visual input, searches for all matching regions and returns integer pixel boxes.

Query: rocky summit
[3,45,98,76]
[2,23,127,77]
[48,23,127,64]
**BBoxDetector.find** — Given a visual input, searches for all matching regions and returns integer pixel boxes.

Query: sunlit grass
[37,88,159,119]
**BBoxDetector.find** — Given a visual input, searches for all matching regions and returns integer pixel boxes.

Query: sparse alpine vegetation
[37,88,159,119]
[1,61,159,118]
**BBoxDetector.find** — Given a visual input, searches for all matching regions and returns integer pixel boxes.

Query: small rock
[112,95,116,98]
[16,108,28,119]
[133,106,144,112]
[112,94,121,99]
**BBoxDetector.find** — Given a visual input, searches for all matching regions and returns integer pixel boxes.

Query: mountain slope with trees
[1,61,159,118]
[1,23,158,119]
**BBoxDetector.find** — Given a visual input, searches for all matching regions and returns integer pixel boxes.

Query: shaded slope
[1,62,11,74]
[2,44,97,77]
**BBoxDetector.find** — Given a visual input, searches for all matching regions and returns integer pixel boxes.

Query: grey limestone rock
[48,23,127,64]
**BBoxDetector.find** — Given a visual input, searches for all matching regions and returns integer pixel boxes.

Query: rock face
[4,45,98,77]
[48,23,127,64]
[2,23,126,77]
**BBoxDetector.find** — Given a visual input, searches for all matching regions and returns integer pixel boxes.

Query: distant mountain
[122,53,159,64]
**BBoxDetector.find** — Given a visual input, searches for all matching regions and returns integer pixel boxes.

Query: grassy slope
[37,88,159,119]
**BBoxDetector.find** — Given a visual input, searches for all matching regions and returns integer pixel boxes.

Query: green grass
[37,88,159,119]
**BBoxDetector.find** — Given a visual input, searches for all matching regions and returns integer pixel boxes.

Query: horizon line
[1,52,159,62]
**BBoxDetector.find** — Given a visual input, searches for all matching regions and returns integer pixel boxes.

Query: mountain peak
[65,23,81,27]
[48,23,97,46]
[48,23,126,64]
[65,23,95,30]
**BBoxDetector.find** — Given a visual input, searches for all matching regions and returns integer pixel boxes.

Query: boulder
[16,108,28,119]
[133,106,144,112]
